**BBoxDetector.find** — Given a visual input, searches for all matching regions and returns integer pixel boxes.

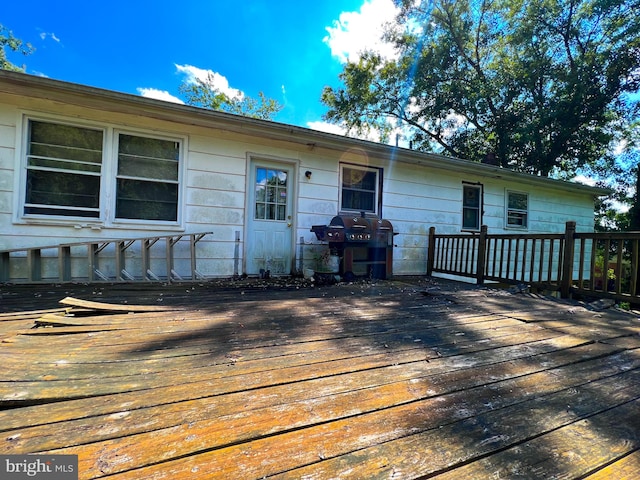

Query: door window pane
[255,167,288,220]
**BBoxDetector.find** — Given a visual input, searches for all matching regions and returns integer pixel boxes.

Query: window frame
[461,182,483,232]
[113,130,183,225]
[339,163,382,216]
[22,118,106,220]
[17,114,185,229]
[505,190,529,229]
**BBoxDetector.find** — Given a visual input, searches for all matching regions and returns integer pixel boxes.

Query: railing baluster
[520,238,527,283]
[505,238,512,281]
[615,240,623,294]
[632,238,639,297]
[470,236,476,276]
[578,238,586,291]
[529,239,536,284]
[603,239,611,293]
[499,238,505,279]
[590,237,598,292]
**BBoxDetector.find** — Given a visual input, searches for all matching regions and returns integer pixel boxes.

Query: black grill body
[311,213,395,279]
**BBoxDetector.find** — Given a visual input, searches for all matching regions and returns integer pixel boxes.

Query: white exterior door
[245,161,294,275]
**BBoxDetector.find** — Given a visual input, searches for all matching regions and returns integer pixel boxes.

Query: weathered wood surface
[1,278,639,479]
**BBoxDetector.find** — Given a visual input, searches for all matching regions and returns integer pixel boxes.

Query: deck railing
[0,232,212,284]
[427,222,640,303]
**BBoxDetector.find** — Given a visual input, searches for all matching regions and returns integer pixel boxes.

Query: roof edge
[0,70,610,197]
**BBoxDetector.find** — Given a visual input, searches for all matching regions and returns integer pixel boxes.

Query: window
[340,165,380,214]
[506,191,528,228]
[22,118,182,225]
[254,167,288,221]
[462,184,482,231]
[25,120,104,218]
[116,134,180,221]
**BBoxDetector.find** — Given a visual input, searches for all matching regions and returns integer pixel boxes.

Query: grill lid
[312,213,395,243]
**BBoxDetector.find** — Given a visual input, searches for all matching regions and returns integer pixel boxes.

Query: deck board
[1,278,639,479]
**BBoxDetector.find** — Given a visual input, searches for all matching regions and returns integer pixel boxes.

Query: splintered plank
[0,309,71,340]
[59,297,182,312]
[0,308,70,320]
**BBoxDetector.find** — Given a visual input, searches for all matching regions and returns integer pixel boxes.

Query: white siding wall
[0,103,17,236]
[0,92,599,280]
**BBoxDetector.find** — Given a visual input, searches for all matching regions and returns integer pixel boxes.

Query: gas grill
[311,212,396,280]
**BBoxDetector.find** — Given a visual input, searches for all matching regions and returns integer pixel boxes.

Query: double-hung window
[506,191,528,228]
[116,134,180,222]
[22,118,182,225]
[462,183,482,231]
[340,164,381,215]
[25,120,104,218]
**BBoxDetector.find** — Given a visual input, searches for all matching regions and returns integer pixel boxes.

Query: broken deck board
[59,296,184,312]
[1,278,639,479]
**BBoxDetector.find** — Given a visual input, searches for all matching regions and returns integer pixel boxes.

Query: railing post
[560,221,577,298]
[427,227,436,276]
[476,225,488,285]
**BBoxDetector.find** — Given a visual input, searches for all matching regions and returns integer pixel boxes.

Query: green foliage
[322,0,640,179]
[179,73,283,120]
[0,24,33,72]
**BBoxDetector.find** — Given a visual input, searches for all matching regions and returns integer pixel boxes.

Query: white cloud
[324,0,400,63]
[306,121,348,135]
[137,88,185,104]
[175,64,244,100]
[572,174,597,187]
[307,120,405,146]
[39,32,61,43]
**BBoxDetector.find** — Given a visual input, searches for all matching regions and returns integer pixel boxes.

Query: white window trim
[505,189,529,230]
[111,129,185,227]
[15,113,186,231]
[339,163,380,216]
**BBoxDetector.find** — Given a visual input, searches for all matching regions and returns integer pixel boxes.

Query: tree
[0,24,33,72]
[180,73,283,120]
[322,0,640,181]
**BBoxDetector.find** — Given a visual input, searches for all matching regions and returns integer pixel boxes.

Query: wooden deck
[1,277,640,479]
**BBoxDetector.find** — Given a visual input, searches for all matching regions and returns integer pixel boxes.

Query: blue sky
[2,0,400,132]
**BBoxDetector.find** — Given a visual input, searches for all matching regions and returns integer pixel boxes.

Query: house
[0,70,609,281]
